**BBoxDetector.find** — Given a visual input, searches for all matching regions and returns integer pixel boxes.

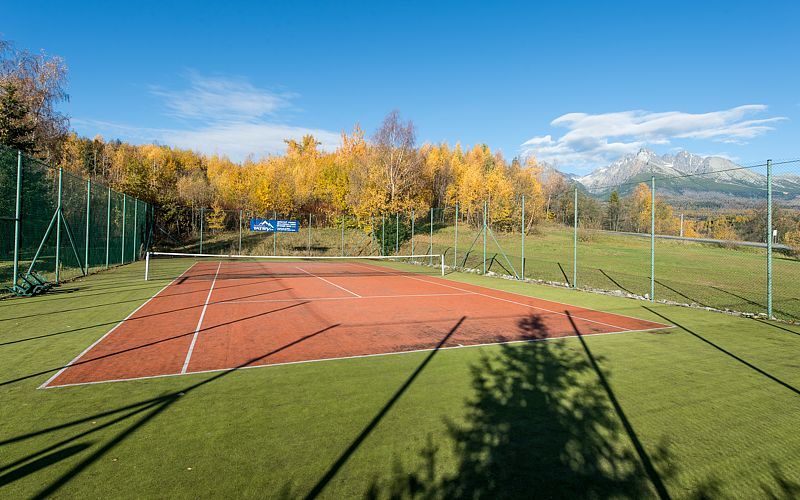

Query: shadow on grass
[753,319,800,337]
[0,323,341,498]
[361,313,708,499]
[600,268,634,294]
[304,316,466,499]
[644,307,800,396]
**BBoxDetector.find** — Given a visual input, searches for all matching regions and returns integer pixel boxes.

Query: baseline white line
[38,262,202,389]
[43,325,676,389]
[216,292,474,304]
[350,263,671,331]
[180,261,222,374]
[295,266,361,298]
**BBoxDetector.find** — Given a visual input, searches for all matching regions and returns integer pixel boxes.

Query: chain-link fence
[178,159,799,322]
[0,146,153,294]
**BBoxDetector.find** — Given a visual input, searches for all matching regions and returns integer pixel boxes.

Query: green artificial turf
[0,261,799,498]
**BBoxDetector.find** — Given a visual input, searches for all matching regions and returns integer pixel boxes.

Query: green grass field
[1,259,798,498]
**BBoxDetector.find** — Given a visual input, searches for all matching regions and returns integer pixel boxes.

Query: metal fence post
[12,151,22,287]
[84,178,91,272]
[308,214,312,256]
[454,202,458,269]
[483,200,487,274]
[199,206,204,254]
[105,186,111,268]
[395,213,399,254]
[133,198,138,261]
[55,168,63,282]
[429,207,434,265]
[273,210,277,256]
[239,209,243,254]
[341,214,345,256]
[121,194,127,264]
[381,215,385,256]
[521,194,525,280]
[411,209,415,255]
[650,175,656,302]
[767,159,773,318]
[573,186,578,288]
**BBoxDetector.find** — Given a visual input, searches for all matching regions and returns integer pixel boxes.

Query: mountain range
[550,149,800,202]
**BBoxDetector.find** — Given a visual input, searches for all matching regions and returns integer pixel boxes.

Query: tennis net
[144,251,445,281]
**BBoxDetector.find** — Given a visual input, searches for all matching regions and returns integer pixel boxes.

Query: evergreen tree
[0,82,35,153]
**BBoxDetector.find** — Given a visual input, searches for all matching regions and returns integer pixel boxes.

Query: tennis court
[40,254,670,388]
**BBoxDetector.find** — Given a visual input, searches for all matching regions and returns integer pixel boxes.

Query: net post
[521,194,525,280]
[12,150,22,288]
[84,178,91,273]
[454,202,458,269]
[121,193,127,264]
[105,185,111,269]
[767,159,773,318]
[573,186,578,289]
[55,168,63,283]
[650,175,655,302]
[430,207,433,266]
[145,251,150,281]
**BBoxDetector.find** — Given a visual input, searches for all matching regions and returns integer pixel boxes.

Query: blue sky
[3,0,799,173]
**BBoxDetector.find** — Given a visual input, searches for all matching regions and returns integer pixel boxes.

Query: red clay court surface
[42,261,671,388]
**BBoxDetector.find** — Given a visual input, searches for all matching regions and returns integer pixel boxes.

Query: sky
[3,0,799,173]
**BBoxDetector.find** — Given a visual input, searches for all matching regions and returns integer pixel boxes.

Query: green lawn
[1,260,798,498]
[424,224,800,322]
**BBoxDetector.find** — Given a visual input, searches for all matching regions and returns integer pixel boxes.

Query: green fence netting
[0,145,153,293]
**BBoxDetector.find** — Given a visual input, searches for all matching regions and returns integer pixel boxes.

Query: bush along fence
[0,146,154,294]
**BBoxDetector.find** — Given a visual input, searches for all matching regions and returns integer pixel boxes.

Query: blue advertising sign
[249,219,299,233]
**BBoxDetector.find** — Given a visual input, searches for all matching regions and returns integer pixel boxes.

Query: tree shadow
[304,317,466,499]
[760,462,800,499]
[366,313,697,499]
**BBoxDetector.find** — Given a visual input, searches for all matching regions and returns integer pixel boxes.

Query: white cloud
[150,72,294,121]
[521,105,786,169]
[75,73,341,161]
[164,122,341,159]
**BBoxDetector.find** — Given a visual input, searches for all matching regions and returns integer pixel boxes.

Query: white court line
[180,261,222,374]
[295,266,361,298]
[350,263,671,332]
[42,324,675,389]
[216,292,474,304]
[38,262,202,389]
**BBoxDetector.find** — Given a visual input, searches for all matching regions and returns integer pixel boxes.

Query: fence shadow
[0,322,341,498]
